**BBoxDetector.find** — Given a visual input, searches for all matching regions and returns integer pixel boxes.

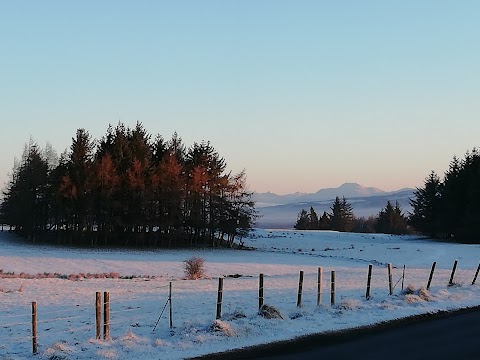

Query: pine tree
[294,209,309,230]
[1,140,49,240]
[318,211,331,230]
[340,196,354,231]
[329,197,343,231]
[308,207,319,230]
[154,149,184,246]
[329,196,354,232]
[409,171,442,237]
[456,149,480,241]
[376,201,408,235]
[60,129,95,243]
[440,155,462,238]
[91,153,119,246]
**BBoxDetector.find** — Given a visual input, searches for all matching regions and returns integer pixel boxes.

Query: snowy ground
[1,229,480,359]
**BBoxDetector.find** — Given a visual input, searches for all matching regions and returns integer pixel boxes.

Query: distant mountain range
[253,183,415,229]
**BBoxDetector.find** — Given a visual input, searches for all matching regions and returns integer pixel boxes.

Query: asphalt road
[194,308,480,360]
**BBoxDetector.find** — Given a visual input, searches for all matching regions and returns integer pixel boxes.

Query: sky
[1,1,479,195]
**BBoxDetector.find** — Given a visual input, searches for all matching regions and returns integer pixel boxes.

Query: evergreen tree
[154,149,184,246]
[376,201,408,235]
[329,197,343,231]
[340,196,354,231]
[329,196,354,232]
[60,129,95,242]
[294,209,309,230]
[1,140,49,240]
[91,153,119,246]
[456,149,480,241]
[318,211,331,230]
[409,171,442,237]
[307,207,319,230]
[185,141,227,245]
[439,155,462,238]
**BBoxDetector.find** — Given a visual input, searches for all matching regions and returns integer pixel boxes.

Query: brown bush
[183,256,206,280]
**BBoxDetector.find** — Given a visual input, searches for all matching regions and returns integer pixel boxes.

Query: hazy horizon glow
[1,1,479,195]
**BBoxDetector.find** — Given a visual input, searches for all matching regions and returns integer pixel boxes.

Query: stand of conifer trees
[0,123,257,247]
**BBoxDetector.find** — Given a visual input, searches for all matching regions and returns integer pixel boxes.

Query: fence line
[33,307,87,317]
[2,320,33,327]
[2,261,480,356]
[37,315,87,324]
[60,324,93,333]
[0,335,32,343]
[0,312,32,320]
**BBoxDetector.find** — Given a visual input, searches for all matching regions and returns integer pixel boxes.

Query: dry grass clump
[210,320,235,336]
[259,304,283,319]
[338,299,362,310]
[402,285,433,303]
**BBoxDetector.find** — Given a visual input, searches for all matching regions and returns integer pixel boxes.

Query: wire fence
[1,259,479,356]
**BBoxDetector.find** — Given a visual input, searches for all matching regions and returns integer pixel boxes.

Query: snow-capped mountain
[253,183,415,229]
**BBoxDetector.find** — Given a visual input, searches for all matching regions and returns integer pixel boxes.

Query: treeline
[295,148,480,241]
[410,149,480,242]
[294,196,409,235]
[0,122,257,247]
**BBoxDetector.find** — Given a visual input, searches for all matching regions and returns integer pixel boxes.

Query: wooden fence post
[472,263,480,285]
[388,263,393,295]
[297,271,304,307]
[169,282,173,329]
[32,301,37,354]
[104,292,110,340]
[216,277,223,320]
[427,261,436,290]
[449,260,458,286]
[96,292,101,339]
[330,271,335,306]
[317,267,323,306]
[402,265,406,291]
[259,274,264,309]
[366,264,373,300]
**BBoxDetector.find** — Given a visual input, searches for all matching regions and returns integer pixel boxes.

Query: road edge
[190,305,480,359]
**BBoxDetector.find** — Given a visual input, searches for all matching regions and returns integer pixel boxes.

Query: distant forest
[295,149,480,243]
[0,122,257,248]
[294,197,409,235]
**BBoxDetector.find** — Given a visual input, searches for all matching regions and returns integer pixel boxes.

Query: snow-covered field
[1,229,480,359]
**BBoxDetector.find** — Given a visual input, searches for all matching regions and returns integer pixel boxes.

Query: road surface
[195,308,480,360]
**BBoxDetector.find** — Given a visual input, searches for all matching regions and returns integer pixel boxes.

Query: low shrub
[183,256,206,280]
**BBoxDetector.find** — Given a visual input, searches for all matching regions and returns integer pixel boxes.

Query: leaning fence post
[216,277,223,320]
[104,292,110,340]
[427,261,436,290]
[96,292,101,339]
[388,263,393,295]
[330,270,335,306]
[472,263,480,285]
[297,271,304,307]
[449,259,458,286]
[32,301,37,354]
[169,282,173,329]
[366,264,373,300]
[259,273,264,309]
[317,267,323,306]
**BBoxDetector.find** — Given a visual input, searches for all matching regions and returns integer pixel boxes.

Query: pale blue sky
[1,1,479,194]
